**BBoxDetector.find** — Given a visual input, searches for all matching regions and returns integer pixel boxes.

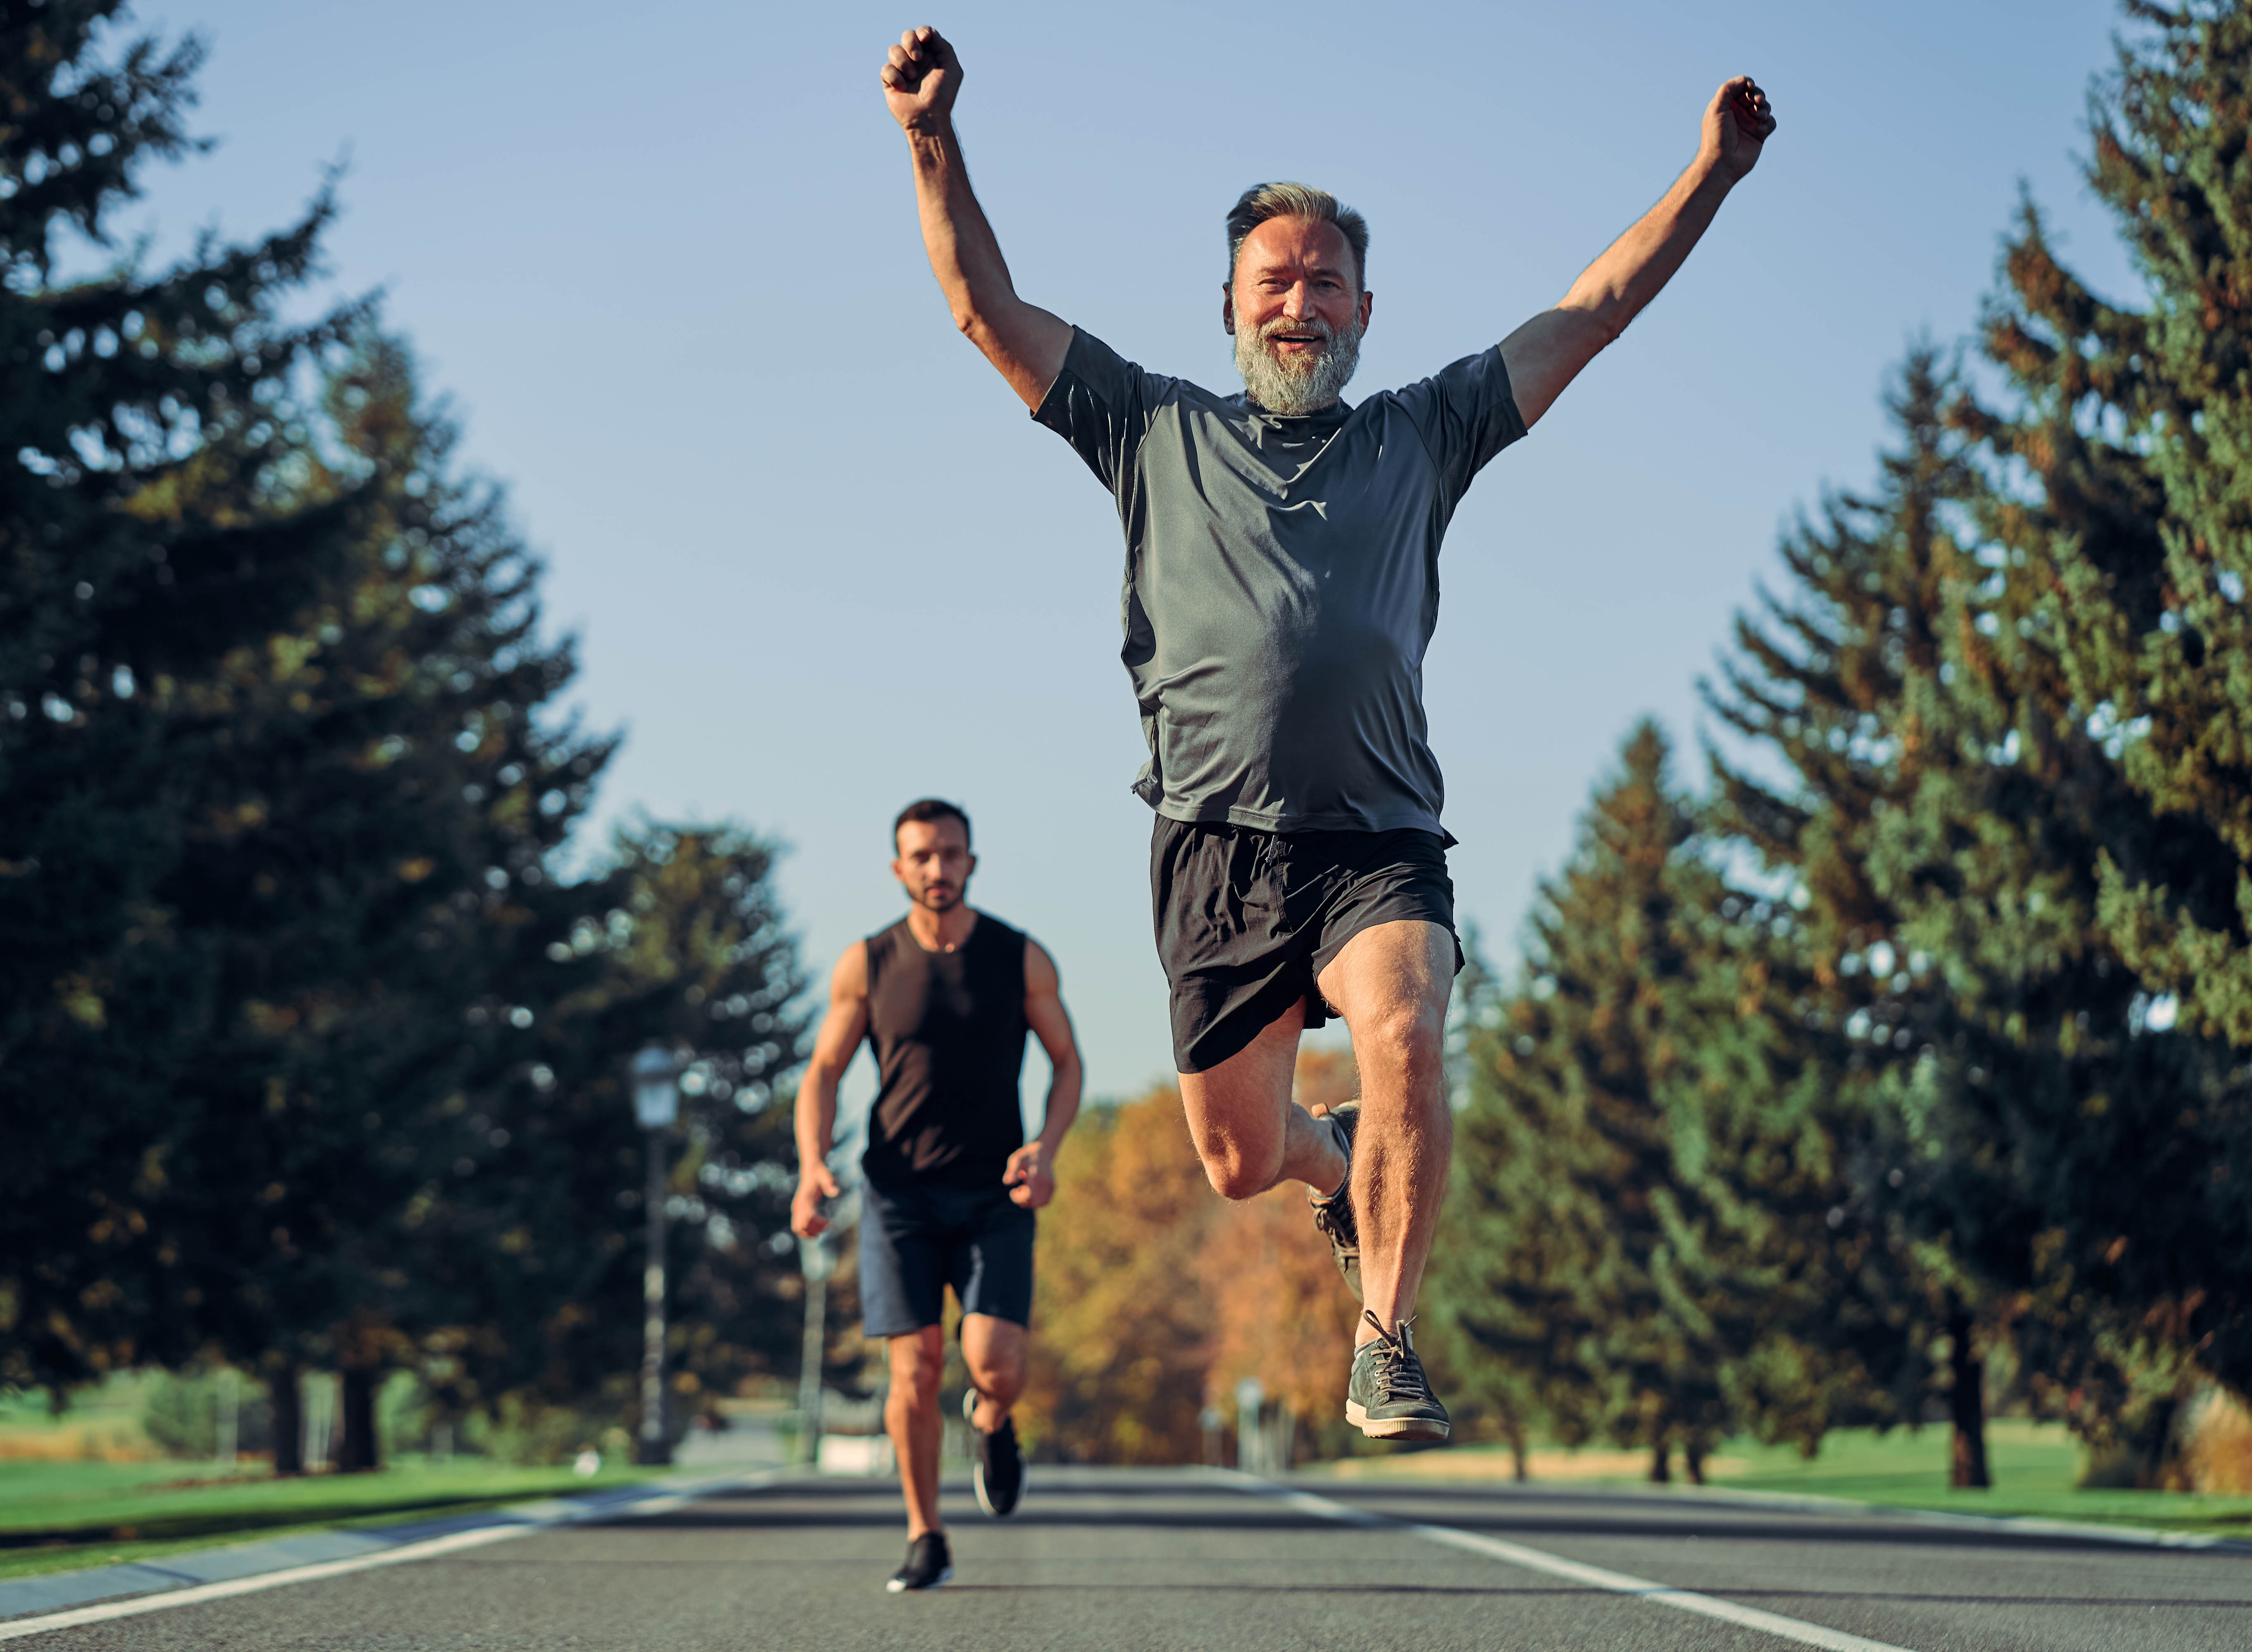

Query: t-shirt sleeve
[1031,327,1159,495]
[1391,346,1528,507]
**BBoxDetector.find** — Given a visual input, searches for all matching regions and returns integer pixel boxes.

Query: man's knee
[1201,1145,1279,1202]
[1362,999,1446,1081]
[889,1333,945,1408]
[967,1344,1026,1403]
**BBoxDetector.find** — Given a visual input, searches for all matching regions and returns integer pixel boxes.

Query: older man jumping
[879,25,1775,1442]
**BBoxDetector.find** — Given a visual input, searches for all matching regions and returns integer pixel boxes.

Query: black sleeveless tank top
[860,911,1029,1190]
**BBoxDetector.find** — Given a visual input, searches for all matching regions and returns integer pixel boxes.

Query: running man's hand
[881,26,961,133]
[792,1161,842,1238]
[1701,76,1776,184]
[1003,1142,1056,1210]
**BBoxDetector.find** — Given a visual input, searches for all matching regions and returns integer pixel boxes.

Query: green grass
[1693,1421,2252,1537]
[1313,1421,2252,1540]
[0,1457,670,1583]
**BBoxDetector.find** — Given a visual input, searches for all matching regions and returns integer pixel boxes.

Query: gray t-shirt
[1034,327,1527,835]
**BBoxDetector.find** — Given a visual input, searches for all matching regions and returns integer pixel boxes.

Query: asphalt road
[16,1466,2252,1652]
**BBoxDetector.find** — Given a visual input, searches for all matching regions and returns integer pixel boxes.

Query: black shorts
[1150,818,1461,1074]
[857,1173,1035,1340]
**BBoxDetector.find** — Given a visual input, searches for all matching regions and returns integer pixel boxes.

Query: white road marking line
[1259,1483,1919,1652]
[0,1466,793,1644]
[0,1525,532,1644]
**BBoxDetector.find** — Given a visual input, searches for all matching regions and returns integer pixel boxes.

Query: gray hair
[1224,181,1369,291]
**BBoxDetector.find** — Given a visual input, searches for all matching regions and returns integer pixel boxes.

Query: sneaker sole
[887,1565,952,1593]
[1345,1399,1451,1442]
[972,1461,1022,1518]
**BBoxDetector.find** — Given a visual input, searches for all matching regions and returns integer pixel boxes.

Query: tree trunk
[336,1368,381,1473]
[1684,1439,1707,1486]
[1649,1441,1671,1483]
[1508,1425,1529,1484]
[271,1365,304,1476]
[1948,1307,1990,1489]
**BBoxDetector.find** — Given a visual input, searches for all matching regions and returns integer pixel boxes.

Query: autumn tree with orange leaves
[1017,1051,1365,1464]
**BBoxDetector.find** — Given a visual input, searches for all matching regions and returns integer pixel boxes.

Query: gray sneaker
[1345,1311,1450,1442]
[1306,1101,1361,1302]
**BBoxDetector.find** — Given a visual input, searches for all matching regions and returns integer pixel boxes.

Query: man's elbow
[1561,300,1628,350]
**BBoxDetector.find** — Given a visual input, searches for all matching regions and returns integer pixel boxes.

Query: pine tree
[1711,340,2252,1477]
[131,329,620,1466]
[399,821,810,1441]
[1705,354,1995,1476]
[0,1,362,1392]
[1975,3,2252,1051]
[1934,0,2252,1431]
[1451,725,1758,1479]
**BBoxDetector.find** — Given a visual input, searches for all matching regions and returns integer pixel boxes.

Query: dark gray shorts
[1150,818,1461,1074]
[857,1173,1035,1340]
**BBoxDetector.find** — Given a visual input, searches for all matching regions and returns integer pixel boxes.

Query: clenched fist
[791,1160,842,1239]
[1702,75,1777,183]
[881,26,961,133]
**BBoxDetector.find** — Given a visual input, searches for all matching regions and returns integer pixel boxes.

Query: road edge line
[1300,1466,2252,1554]
[0,1465,796,1643]
[1224,1474,1917,1652]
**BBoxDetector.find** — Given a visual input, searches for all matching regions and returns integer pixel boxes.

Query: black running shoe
[964,1389,1024,1517]
[886,1530,952,1592]
[1345,1310,1450,1442]
[1307,1100,1362,1302]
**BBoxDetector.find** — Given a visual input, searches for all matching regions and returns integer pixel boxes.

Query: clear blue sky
[130,0,2138,1115]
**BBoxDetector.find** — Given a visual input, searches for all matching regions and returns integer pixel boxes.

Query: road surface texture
[9,1466,2250,1651]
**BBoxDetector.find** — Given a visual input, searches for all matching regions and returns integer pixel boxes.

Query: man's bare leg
[960,1313,1027,1429]
[1178,999,1347,1202]
[886,1328,946,1538]
[1316,920,1455,1347]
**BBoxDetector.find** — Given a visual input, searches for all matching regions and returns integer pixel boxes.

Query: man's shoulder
[863,915,912,948]
[1060,327,1236,416]
[856,919,910,977]
[969,907,1029,946]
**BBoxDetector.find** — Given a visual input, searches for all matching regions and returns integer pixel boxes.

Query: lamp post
[795,1232,832,1467]
[794,1188,857,1468]
[1236,1377,1264,1476]
[630,1044,680,1467]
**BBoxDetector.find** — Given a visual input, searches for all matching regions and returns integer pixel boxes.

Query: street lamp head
[630,1044,680,1130]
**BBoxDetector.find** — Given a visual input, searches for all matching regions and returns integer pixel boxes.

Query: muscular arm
[1003,937,1083,1209]
[791,942,871,1238]
[1500,76,1777,428]
[881,27,1072,409]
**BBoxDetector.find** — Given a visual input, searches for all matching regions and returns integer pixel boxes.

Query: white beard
[1234,309,1365,415]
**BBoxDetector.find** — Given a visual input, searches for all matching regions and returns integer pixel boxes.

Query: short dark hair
[893,797,971,852]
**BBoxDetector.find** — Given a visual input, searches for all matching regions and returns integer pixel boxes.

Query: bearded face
[1233,306,1366,416]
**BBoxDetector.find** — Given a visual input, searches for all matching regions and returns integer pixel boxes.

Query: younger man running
[792,799,1083,1592]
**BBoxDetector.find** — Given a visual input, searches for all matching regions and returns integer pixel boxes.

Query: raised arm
[881,27,1071,410]
[1002,937,1082,1210]
[1500,76,1777,427]
[791,942,871,1239]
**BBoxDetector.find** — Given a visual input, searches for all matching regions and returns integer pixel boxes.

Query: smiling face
[1224,215,1373,415]
[892,816,974,914]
